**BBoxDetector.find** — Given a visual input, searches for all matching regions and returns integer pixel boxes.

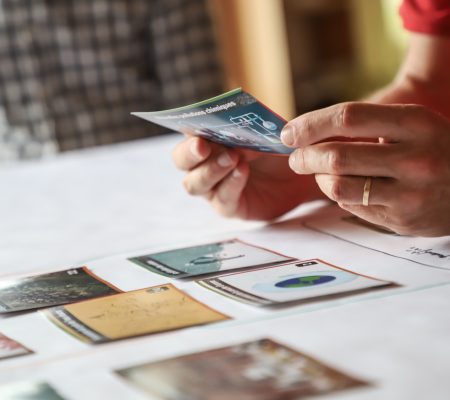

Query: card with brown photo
[117,338,368,399]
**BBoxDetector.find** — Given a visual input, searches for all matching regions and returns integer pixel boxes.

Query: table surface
[1,135,450,400]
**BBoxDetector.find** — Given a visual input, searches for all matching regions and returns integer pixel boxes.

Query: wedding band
[362,177,372,206]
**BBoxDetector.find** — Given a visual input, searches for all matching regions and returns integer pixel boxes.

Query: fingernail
[189,139,202,160]
[232,167,242,178]
[217,152,233,167]
[281,125,295,146]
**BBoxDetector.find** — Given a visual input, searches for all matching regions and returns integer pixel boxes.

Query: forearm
[367,33,450,119]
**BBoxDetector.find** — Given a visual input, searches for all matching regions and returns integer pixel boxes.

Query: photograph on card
[0,381,64,400]
[0,267,120,313]
[43,284,228,344]
[128,239,294,278]
[0,333,32,361]
[198,260,395,306]
[133,88,293,155]
[117,338,367,400]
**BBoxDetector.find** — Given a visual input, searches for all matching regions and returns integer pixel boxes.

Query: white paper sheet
[1,136,450,399]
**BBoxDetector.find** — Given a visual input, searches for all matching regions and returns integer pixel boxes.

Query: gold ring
[363,177,372,206]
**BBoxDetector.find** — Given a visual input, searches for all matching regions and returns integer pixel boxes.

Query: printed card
[0,381,64,400]
[128,239,294,278]
[199,259,395,306]
[0,267,120,313]
[0,333,32,360]
[117,338,367,399]
[132,88,293,154]
[43,284,228,344]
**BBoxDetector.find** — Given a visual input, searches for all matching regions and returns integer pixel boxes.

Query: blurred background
[211,0,407,119]
[0,0,407,162]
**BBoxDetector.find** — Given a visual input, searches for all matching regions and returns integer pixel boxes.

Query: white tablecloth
[1,135,449,400]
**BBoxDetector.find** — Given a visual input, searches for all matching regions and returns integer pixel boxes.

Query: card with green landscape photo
[0,267,120,313]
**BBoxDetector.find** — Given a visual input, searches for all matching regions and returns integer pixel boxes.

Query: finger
[172,137,212,171]
[281,102,424,148]
[183,150,239,195]
[289,141,400,177]
[315,174,397,206]
[210,161,250,217]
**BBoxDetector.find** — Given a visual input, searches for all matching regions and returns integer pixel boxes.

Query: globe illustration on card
[252,271,357,293]
[275,275,336,288]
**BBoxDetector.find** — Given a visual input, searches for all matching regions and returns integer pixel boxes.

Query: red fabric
[400,0,450,35]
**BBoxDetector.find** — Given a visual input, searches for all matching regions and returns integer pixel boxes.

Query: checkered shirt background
[0,0,223,161]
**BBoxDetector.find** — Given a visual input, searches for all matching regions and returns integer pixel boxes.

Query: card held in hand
[43,284,228,344]
[132,88,293,155]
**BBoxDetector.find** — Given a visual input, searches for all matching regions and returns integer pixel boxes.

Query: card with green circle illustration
[198,259,396,306]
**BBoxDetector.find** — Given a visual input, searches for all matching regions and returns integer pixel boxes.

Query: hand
[281,102,450,236]
[172,136,320,220]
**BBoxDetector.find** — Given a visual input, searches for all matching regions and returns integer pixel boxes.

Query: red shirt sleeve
[400,0,450,36]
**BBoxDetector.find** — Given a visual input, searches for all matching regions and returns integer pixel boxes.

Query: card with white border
[198,259,396,306]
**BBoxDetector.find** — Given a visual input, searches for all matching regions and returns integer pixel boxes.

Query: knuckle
[299,115,313,144]
[197,167,211,190]
[171,147,184,169]
[401,104,437,132]
[339,102,359,129]
[329,176,346,202]
[212,197,234,218]
[327,147,347,174]
[182,176,197,195]
[399,153,442,181]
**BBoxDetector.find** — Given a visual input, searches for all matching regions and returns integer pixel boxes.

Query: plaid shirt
[0,0,223,161]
